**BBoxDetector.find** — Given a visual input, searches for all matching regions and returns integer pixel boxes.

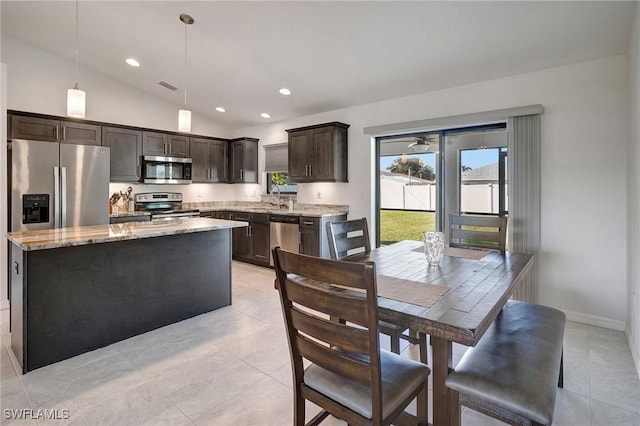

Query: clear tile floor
[1,261,639,426]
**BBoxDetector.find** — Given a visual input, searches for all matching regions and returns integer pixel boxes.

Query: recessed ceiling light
[260,113,271,119]
[215,107,226,113]
[125,58,140,67]
[279,88,292,96]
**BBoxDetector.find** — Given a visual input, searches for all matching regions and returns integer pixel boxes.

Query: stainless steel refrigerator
[9,139,110,232]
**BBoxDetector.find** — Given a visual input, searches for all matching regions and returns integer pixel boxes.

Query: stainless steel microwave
[141,155,192,184]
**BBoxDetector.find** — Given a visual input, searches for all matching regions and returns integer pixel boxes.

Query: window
[267,172,297,194]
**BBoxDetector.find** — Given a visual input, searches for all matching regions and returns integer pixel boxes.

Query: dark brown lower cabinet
[230,212,270,267]
[251,222,270,264]
[300,227,320,257]
[299,214,347,259]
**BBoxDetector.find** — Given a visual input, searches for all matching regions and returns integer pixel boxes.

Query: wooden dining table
[342,240,534,426]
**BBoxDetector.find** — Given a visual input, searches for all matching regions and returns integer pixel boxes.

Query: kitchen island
[7,217,247,373]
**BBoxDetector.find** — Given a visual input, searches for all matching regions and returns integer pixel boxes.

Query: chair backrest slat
[450,228,503,243]
[449,214,507,252]
[277,250,370,289]
[290,307,370,355]
[326,218,371,260]
[285,278,369,326]
[295,334,372,387]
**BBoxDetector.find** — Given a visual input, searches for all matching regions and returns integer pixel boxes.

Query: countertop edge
[198,207,349,217]
[8,218,248,252]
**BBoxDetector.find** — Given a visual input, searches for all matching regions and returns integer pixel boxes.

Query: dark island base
[11,229,232,373]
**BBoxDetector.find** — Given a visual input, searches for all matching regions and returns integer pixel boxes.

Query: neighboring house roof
[461,163,499,183]
[380,171,434,185]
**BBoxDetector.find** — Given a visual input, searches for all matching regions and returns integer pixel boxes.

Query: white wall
[108,182,260,204]
[627,4,640,376]
[237,55,629,328]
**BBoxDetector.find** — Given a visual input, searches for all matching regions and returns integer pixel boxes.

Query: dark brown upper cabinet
[142,131,190,157]
[10,114,101,146]
[102,126,143,182]
[229,138,259,183]
[286,122,349,183]
[190,137,229,183]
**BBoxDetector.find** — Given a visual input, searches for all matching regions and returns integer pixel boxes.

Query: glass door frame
[375,123,507,247]
[374,130,444,247]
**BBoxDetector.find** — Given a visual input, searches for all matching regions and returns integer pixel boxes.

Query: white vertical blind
[264,143,288,172]
[507,114,541,303]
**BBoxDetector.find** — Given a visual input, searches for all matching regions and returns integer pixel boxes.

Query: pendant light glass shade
[67,85,86,118]
[178,109,191,132]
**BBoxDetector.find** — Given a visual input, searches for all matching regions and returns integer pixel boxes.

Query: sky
[380,148,499,172]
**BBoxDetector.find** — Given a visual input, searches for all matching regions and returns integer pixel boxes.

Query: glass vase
[423,231,444,266]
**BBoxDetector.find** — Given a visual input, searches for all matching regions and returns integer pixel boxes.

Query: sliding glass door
[375,123,507,247]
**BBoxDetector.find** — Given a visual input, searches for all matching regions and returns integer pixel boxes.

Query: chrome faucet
[272,184,283,207]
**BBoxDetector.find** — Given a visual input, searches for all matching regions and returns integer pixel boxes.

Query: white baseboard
[563,309,626,331]
[626,328,640,381]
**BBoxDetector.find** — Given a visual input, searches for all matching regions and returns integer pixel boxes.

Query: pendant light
[178,13,194,132]
[67,0,85,118]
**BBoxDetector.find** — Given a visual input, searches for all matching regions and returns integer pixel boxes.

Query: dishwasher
[270,214,300,265]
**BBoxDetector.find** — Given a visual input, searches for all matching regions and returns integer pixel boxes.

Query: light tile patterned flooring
[1,261,639,425]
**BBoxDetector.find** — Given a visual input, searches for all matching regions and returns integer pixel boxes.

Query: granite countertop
[186,201,349,218]
[7,218,248,251]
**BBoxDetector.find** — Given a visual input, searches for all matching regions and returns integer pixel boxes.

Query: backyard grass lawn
[380,210,436,244]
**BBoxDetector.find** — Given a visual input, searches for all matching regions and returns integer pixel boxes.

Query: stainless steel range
[134,192,199,220]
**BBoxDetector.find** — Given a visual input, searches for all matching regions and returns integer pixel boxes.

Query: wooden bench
[445,301,565,426]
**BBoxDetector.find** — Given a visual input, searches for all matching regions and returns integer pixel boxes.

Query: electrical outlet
[317,191,322,200]
[197,190,203,198]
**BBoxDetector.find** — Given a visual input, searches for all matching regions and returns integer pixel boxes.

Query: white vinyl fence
[381,176,507,213]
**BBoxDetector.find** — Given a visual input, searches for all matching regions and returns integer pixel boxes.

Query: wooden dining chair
[448,213,508,252]
[325,218,422,355]
[273,247,429,426]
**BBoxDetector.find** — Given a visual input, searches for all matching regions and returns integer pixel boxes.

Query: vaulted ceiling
[1,1,636,129]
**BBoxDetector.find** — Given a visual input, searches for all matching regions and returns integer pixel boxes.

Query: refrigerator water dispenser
[23,194,49,224]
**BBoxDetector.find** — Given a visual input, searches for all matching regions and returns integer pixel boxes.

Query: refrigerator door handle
[54,166,61,228]
[61,167,67,227]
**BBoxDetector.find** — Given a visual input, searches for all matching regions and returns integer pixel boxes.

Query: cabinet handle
[54,125,59,141]
[247,225,252,237]
[62,126,66,141]
[305,164,309,177]
[240,168,244,180]
[164,142,168,154]
[309,164,312,176]
[13,261,19,275]
[303,221,314,226]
